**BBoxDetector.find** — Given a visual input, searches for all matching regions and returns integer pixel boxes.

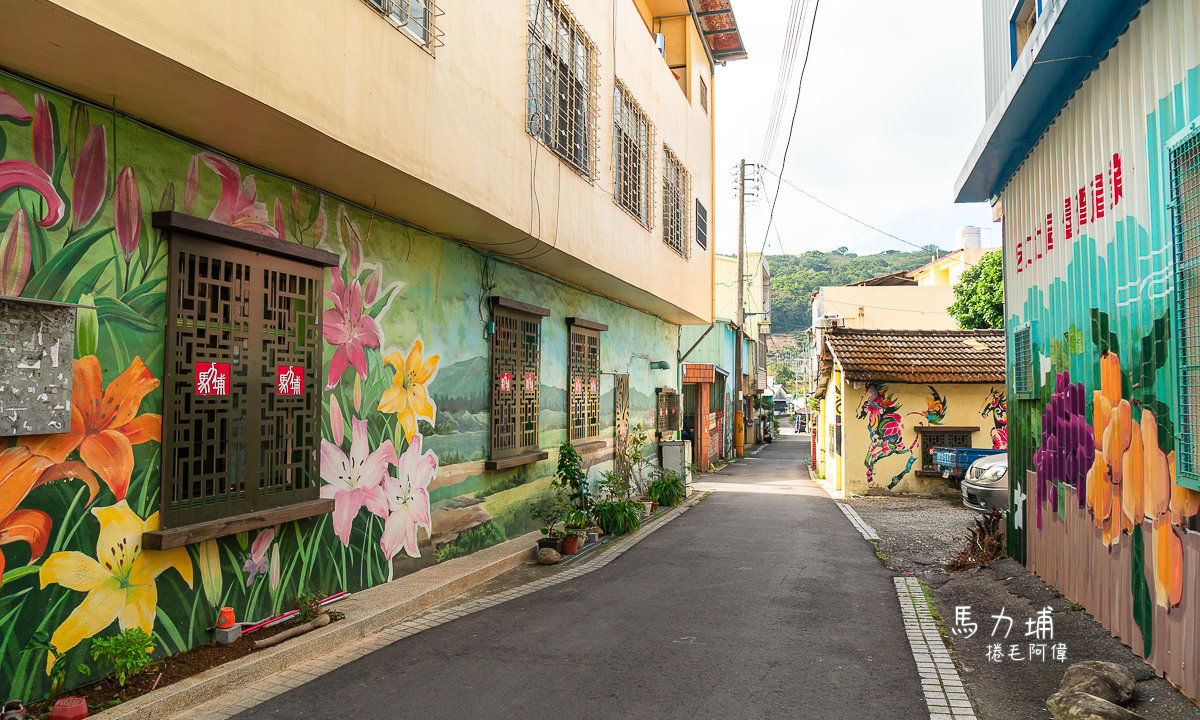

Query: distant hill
[767,246,946,333]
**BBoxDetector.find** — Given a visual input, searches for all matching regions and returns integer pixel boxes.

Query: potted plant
[560,528,585,555]
[647,467,686,508]
[530,499,566,551]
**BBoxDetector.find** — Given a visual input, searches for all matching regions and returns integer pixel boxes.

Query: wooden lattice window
[151,213,336,545]
[917,426,978,474]
[568,317,606,441]
[488,297,549,467]
[656,388,681,435]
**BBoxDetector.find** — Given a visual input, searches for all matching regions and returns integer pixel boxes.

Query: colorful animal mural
[906,385,946,425]
[981,388,1007,449]
[856,383,917,489]
[0,72,674,703]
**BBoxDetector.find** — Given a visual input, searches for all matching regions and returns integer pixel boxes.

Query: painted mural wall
[999,0,1200,698]
[842,381,1000,496]
[0,71,677,702]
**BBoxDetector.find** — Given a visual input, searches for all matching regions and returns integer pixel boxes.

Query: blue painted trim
[956,0,1149,203]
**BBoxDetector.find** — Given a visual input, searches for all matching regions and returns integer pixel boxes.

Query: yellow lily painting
[378,338,440,442]
[38,501,192,670]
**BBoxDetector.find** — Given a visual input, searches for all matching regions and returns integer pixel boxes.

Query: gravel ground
[850,495,1200,720]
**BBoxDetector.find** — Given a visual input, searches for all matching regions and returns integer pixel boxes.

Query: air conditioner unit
[815,315,845,329]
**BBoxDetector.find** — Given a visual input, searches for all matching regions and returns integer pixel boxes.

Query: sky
[713,0,1003,259]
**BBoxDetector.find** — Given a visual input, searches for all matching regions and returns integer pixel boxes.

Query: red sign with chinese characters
[195,363,230,396]
[589,378,598,394]
[523,374,535,392]
[572,377,583,394]
[276,366,304,395]
[1016,153,1124,273]
[500,373,512,391]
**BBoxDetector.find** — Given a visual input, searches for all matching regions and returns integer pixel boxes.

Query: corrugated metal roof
[825,328,1006,383]
[694,0,748,62]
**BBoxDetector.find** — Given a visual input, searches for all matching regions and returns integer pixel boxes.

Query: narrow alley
[222,433,929,720]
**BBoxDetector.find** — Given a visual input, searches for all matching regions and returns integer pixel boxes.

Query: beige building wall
[2,0,718,323]
[713,252,770,321]
[813,286,958,330]
[911,247,992,287]
[839,381,1003,496]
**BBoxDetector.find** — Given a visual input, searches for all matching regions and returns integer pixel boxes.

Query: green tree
[948,250,1004,329]
[769,362,795,387]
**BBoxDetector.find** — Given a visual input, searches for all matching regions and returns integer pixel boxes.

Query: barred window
[699,76,709,114]
[1171,125,1200,485]
[365,0,440,51]
[613,81,654,227]
[1013,323,1034,399]
[567,317,606,441]
[662,145,690,258]
[488,297,549,468]
[656,388,681,436]
[527,0,598,179]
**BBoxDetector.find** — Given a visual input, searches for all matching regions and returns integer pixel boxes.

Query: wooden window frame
[655,387,681,438]
[145,212,337,550]
[486,297,550,470]
[567,317,607,442]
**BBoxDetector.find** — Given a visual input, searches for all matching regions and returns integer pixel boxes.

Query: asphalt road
[232,432,927,719]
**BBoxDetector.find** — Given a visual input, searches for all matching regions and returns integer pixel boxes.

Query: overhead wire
[746,0,821,290]
[760,166,929,253]
[760,0,808,168]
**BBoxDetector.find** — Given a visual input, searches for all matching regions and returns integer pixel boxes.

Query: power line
[749,0,821,286]
[760,0,808,167]
[760,166,928,253]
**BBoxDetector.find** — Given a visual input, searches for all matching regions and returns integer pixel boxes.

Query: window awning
[692,0,748,63]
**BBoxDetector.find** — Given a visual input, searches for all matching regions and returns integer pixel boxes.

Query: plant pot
[650,502,660,513]
[561,534,581,555]
[537,537,563,552]
[641,501,653,517]
[587,532,599,544]
[49,698,87,720]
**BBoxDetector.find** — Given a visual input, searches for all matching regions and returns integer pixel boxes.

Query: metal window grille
[162,234,324,528]
[918,428,974,471]
[695,199,708,249]
[1013,324,1034,398]
[613,80,655,227]
[1172,125,1200,482]
[568,326,601,440]
[656,388,681,434]
[489,305,543,459]
[527,0,600,181]
[363,0,443,53]
[662,144,690,258]
[699,76,708,114]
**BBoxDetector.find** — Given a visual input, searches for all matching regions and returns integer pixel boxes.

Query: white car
[961,453,1008,513]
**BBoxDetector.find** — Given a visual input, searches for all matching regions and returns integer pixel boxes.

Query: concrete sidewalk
[223,432,934,720]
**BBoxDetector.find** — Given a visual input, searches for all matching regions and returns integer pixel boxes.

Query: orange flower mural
[378,339,440,442]
[23,356,161,501]
[1085,352,1199,609]
[0,446,98,585]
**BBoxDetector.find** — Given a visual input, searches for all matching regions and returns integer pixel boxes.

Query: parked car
[961,453,1009,513]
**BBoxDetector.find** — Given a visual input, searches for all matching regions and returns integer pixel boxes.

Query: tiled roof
[683,363,716,384]
[824,328,1005,383]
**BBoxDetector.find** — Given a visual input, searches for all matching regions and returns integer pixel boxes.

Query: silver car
[961,453,1008,513]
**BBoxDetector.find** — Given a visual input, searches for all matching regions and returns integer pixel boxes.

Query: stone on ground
[1058,661,1136,706]
[536,548,560,565]
[1046,691,1144,720]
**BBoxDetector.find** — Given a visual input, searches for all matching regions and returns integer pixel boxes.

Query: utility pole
[734,159,745,458]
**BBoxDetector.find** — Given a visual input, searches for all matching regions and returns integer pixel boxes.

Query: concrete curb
[89,530,542,720]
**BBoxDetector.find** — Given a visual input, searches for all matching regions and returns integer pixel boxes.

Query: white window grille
[662,145,690,258]
[527,0,599,180]
[1171,124,1200,482]
[613,81,654,227]
[1013,323,1034,399]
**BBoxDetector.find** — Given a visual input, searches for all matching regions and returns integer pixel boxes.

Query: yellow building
[812,329,1006,497]
[909,247,992,287]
